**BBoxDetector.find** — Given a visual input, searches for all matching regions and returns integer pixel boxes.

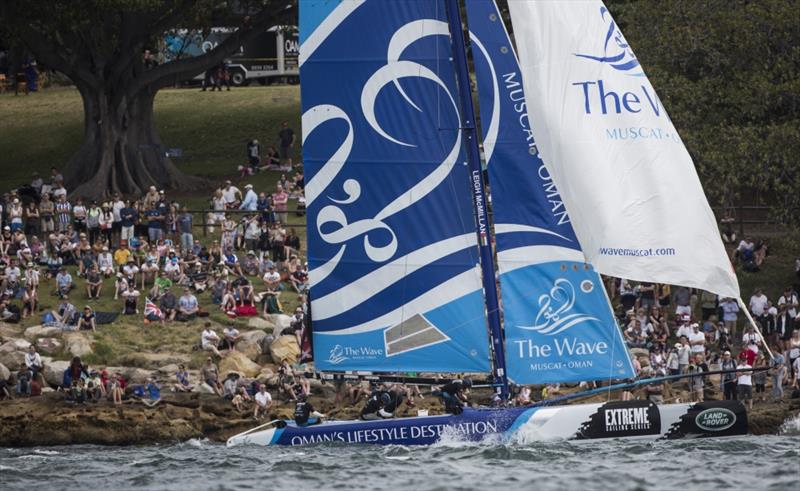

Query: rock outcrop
[269,335,300,365]
[43,360,70,386]
[24,325,62,340]
[36,337,63,355]
[63,333,93,357]
[218,352,262,378]
[237,330,267,361]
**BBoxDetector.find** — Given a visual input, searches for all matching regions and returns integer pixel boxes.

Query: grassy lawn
[0,86,305,368]
[0,85,301,189]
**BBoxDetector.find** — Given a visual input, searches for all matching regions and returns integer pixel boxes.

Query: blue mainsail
[300,0,491,372]
[465,0,635,383]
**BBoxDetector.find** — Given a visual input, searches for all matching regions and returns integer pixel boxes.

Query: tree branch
[130,3,295,95]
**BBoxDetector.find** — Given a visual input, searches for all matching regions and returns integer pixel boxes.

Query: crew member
[440,378,471,414]
[378,385,405,418]
[293,393,324,426]
[360,391,390,421]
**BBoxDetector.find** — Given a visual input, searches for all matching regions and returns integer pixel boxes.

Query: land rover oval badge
[695,408,736,431]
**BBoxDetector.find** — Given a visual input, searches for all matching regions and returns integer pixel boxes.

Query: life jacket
[294,401,311,424]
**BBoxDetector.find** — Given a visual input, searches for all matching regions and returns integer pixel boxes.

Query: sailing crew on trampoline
[440,378,471,415]
[360,391,391,421]
[293,393,324,427]
[378,385,405,418]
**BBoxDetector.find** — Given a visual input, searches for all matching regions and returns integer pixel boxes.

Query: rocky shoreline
[1,390,798,448]
[1,319,799,447]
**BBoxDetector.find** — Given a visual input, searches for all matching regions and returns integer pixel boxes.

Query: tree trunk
[63,85,205,199]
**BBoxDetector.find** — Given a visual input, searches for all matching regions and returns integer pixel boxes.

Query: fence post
[738,202,744,238]
[201,211,207,237]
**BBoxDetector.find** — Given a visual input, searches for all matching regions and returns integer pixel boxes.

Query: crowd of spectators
[608,279,800,406]
[0,133,318,410]
[2,153,800,414]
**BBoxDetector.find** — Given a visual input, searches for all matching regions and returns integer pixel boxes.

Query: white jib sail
[506,0,739,298]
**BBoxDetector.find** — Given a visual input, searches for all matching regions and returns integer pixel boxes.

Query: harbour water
[2,421,798,491]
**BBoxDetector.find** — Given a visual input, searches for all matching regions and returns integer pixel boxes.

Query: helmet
[462,378,473,388]
[297,392,307,402]
[380,393,392,406]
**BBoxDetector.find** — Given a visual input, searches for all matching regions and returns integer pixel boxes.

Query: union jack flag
[144,297,163,320]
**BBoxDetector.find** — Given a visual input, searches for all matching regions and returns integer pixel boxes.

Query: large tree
[0,0,294,198]
[608,0,800,223]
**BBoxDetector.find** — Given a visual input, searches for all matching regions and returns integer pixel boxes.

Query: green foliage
[608,0,800,221]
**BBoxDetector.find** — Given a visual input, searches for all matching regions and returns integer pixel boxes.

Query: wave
[779,413,800,435]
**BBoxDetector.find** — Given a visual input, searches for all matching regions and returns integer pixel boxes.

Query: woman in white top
[72,198,88,233]
[99,204,114,244]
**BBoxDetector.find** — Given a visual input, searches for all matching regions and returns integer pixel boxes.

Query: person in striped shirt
[55,195,72,232]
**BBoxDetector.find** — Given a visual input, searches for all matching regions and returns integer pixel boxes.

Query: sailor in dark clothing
[378,385,405,418]
[360,391,391,421]
[440,378,471,415]
[293,394,323,426]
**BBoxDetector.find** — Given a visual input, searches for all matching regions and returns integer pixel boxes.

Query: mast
[444,0,509,400]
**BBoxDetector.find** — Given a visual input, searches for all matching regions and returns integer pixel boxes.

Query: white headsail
[507,1,739,298]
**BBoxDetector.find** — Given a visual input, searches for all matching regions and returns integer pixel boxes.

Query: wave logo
[304,18,464,288]
[518,278,600,335]
[327,344,348,365]
[574,6,643,76]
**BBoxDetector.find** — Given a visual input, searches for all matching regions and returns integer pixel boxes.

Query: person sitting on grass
[121,283,140,315]
[158,287,177,322]
[260,266,283,315]
[164,254,183,282]
[85,264,103,299]
[52,296,77,329]
[55,267,73,298]
[222,324,241,352]
[253,384,272,420]
[178,287,200,321]
[188,261,208,293]
[140,257,159,290]
[113,272,128,300]
[150,270,172,299]
[201,324,222,357]
[97,246,114,277]
[122,258,139,287]
[77,305,96,332]
[174,364,193,392]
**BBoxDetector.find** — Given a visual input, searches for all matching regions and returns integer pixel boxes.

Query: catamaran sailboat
[228,0,748,447]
